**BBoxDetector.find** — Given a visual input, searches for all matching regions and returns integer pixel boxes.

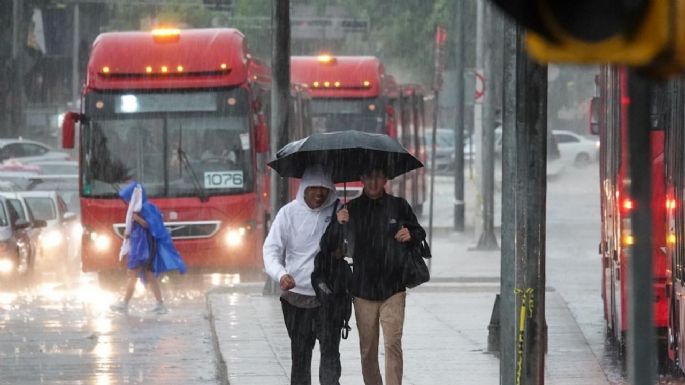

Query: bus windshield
[310,98,385,133]
[82,89,252,198]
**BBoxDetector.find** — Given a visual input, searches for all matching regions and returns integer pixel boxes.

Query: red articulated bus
[663,76,685,372]
[290,55,425,210]
[594,65,669,368]
[62,28,274,282]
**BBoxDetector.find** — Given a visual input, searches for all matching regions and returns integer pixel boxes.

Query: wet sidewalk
[206,230,611,385]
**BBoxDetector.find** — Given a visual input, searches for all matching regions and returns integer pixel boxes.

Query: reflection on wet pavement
[0,272,229,384]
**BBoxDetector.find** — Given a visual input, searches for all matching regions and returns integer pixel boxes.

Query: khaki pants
[353,291,406,385]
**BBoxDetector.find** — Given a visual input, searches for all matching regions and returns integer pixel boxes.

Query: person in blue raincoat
[110,181,187,314]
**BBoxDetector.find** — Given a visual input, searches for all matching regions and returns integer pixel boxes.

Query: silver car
[0,138,71,163]
[0,197,46,278]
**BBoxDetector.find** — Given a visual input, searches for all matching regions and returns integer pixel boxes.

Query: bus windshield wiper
[177,126,208,202]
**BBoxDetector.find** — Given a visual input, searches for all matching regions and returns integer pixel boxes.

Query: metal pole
[71,3,80,105]
[498,16,517,384]
[626,69,655,385]
[265,0,290,295]
[428,89,439,248]
[452,0,466,232]
[476,0,498,250]
[513,26,547,385]
[270,0,290,212]
[10,0,24,138]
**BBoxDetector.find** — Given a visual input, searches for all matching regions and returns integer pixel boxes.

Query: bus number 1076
[204,171,244,189]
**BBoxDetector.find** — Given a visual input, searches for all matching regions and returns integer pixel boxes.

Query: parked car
[0,196,46,278]
[494,128,598,168]
[18,191,77,265]
[552,130,600,167]
[424,128,474,172]
[0,138,70,163]
[24,160,77,176]
[25,177,82,271]
[0,192,44,267]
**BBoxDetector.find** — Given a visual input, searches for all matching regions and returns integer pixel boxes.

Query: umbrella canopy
[268,130,423,183]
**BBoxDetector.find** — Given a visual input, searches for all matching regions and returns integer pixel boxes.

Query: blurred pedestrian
[263,165,342,385]
[332,167,425,385]
[110,181,187,315]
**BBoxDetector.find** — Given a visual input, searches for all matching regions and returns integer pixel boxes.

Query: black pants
[280,299,342,385]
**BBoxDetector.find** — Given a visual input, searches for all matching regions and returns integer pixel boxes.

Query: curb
[206,292,229,385]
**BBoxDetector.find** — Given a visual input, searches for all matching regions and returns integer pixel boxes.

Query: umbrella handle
[343,182,347,205]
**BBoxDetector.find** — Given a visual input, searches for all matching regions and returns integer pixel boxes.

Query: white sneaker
[149,303,168,315]
[110,301,128,314]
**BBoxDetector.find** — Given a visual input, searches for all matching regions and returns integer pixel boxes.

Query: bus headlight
[225,227,247,248]
[0,258,14,274]
[89,232,112,252]
[41,230,64,248]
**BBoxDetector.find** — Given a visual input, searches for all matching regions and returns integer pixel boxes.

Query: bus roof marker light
[316,54,336,64]
[161,66,168,73]
[324,81,330,88]
[177,65,184,72]
[363,80,371,87]
[151,28,181,43]
[220,63,228,70]
[313,81,320,88]
[102,66,110,74]
[145,66,153,74]
[334,81,341,87]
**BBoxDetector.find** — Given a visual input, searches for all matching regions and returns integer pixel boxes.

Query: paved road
[0,272,219,385]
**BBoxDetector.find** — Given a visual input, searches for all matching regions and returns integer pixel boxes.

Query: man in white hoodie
[263,165,341,385]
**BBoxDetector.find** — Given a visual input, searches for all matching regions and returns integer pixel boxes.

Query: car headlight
[41,230,64,248]
[89,232,111,252]
[224,226,247,248]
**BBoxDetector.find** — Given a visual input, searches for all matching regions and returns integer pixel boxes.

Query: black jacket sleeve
[398,198,426,245]
[319,199,346,256]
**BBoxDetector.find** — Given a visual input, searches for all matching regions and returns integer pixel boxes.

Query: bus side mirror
[589,97,599,135]
[254,113,269,153]
[62,112,82,149]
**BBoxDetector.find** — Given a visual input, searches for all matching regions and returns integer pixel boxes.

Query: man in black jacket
[332,168,425,385]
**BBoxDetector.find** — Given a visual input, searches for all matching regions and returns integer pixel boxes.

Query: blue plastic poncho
[119,181,187,276]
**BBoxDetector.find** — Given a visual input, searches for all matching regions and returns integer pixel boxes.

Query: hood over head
[296,165,337,210]
[119,181,148,204]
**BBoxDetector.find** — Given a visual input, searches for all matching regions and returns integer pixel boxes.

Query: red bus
[594,65,669,367]
[62,28,272,281]
[290,55,424,209]
[663,77,685,371]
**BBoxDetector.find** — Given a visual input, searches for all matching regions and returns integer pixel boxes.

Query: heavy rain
[0,1,681,385]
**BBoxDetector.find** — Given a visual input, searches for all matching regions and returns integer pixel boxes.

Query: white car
[552,130,599,168]
[0,139,71,163]
[24,160,78,176]
[17,191,77,265]
[494,128,599,168]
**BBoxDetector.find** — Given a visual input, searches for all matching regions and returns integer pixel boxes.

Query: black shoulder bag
[311,200,353,339]
[402,239,431,289]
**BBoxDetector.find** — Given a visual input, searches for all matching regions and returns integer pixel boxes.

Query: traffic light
[490,0,685,73]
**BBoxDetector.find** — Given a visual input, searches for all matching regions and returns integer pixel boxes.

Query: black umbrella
[268,130,423,183]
